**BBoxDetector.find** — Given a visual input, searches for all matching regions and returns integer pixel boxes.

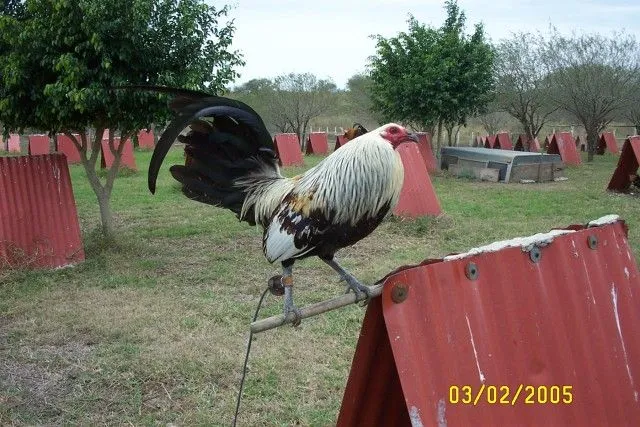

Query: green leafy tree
[541,29,639,161]
[369,0,494,150]
[1,0,24,16]
[0,0,243,238]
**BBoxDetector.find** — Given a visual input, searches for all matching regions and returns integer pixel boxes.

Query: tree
[624,76,640,134]
[270,73,336,147]
[0,0,243,238]
[231,78,278,133]
[477,108,511,135]
[495,32,557,141]
[369,1,494,151]
[541,29,640,161]
[2,0,24,16]
[345,73,378,125]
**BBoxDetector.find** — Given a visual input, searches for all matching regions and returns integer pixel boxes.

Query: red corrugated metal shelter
[393,142,442,218]
[607,136,640,192]
[335,135,348,151]
[338,216,640,426]
[273,133,304,166]
[599,132,619,155]
[56,134,82,164]
[305,132,329,155]
[493,132,513,150]
[28,135,50,155]
[100,138,137,170]
[0,154,85,269]
[515,135,541,152]
[484,135,497,149]
[473,135,483,147]
[559,131,575,148]
[416,132,437,173]
[138,130,155,149]
[548,133,581,166]
[8,134,21,153]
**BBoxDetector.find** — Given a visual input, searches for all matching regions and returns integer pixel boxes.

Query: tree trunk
[67,129,124,240]
[585,125,597,163]
[436,118,443,156]
[445,123,454,147]
[96,187,114,238]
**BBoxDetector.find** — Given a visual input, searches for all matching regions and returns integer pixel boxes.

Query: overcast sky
[226,0,640,89]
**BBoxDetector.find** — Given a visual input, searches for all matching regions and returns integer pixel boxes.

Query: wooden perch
[250,283,385,334]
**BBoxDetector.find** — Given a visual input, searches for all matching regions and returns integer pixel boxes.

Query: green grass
[1,148,639,425]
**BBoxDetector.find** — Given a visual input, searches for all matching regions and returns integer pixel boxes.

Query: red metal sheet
[335,135,348,151]
[100,138,137,170]
[8,134,21,153]
[393,142,442,218]
[607,136,640,192]
[337,297,410,427]
[28,135,50,155]
[138,130,155,149]
[484,135,497,149]
[560,131,575,148]
[0,154,85,269]
[515,135,541,152]
[305,132,329,155]
[273,133,304,166]
[340,217,640,426]
[416,132,437,173]
[599,132,619,155]
[494,132,513,150]
[548,133,581,166]
[56,134,82,164]
[530,138,541,152]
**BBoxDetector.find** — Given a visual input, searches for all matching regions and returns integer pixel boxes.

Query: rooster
[343,123,368,141]
[144,87,417,325]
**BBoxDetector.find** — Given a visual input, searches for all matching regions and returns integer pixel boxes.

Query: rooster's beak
[405,133,419,143]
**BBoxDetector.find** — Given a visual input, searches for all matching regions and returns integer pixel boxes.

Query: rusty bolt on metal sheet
[529,246,542,263]
[391,284,409,303]
[465,262,479,280]
[588,235,598,250]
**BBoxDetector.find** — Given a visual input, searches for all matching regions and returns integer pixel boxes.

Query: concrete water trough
[440,147,565,183]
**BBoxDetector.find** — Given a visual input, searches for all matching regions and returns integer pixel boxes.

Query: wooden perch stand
[250,283,385,334]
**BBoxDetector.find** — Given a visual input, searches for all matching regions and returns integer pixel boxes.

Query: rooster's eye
[389,127,399,134]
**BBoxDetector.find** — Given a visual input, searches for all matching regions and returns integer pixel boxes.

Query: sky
[225,0,640,89]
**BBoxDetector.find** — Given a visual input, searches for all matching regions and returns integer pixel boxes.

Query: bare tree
[541,29,640,161]
[624,77,640,135]
[271,73,336,147]
[477,109,511,135]
[495,33,557,141]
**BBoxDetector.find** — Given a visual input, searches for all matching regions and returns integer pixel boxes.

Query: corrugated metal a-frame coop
[337,216,640,426]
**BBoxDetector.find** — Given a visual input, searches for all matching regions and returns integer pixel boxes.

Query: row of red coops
[0,130,443,270]
[475,131,621,166]
[0,130,156,170]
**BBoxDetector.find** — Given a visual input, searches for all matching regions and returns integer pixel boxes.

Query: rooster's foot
[283,284,302,327]
[342,275,372,306]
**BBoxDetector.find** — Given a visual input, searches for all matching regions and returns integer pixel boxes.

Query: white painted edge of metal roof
[443,214,620,262]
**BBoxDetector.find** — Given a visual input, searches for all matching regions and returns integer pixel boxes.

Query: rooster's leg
[322,258,372,302]
[281,263,302,327]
